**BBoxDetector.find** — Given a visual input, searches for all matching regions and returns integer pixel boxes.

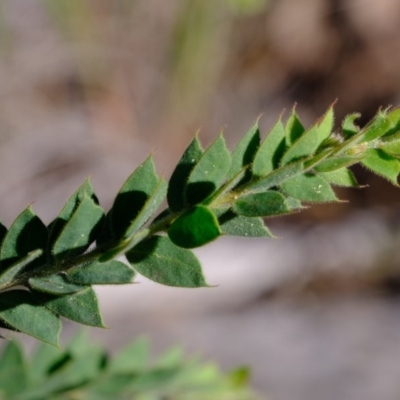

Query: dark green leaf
[48,179,95,250]
[0,290,60,346]
[0,341,28,395]
[41,287,105,328]
[318,168,358,187]
[233,191,290,217]
[0,207,47,271]
[219,211,273,237]
[246,161,304,192]
[0,249,42,287]
[68,260,135,285]
[168,206,221,249]
[96,211,114,247]
[125,178,167,239]
[185,134,231,205]
[252,117,286,176]
[281,174,338,202]
[111,156,167,240]
[168,135,204,212]
[227,122,260,181]
[52,194,104,260]
[127,236,208,287]
[361,148,400,185]
[285,109,305,144]
[108,337,149,373]
[342,113,360,138]
[29,273,86,295]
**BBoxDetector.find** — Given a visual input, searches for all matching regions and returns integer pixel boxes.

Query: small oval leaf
[0,207,47,271]
[219,211,273,237]
[126,236,208,287]
[29,274,86,295]
[111,156,166,240]
[68,260,135,285]
[252,117,286,176]
[40,287,105,328]
[168,206,221,249]
[281,174,338,202]
[167,135,204,212]
[52,194,104,260]
[233,191,290,217]
[0,291,60,346]
[185,134,231,205]
[227,122,260,181]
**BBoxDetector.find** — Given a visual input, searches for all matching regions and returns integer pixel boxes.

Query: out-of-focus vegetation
[0,331,255,400]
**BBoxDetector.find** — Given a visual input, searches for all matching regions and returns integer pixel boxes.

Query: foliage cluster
[0,105,399,345]
[0,331,252,400]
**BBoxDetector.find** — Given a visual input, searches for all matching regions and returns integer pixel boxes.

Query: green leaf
[318,168,358,187]
[108,337,149,373]
[317,103,335,141]
[384,107,400,137]
[0,207,47,271]
[68,260,135,285]
[285,109,305,144]
[286,196,303,209]
[380,139,400,156]
[227,122,260,181]
[111,156,167,239]
[41,287,105,328]
[168,135,204,212]
[185,134,231,205]
[360,111,391,142]
[252,117,286,176]
[29,273,86,295]
[361,148,400,185]
[219,211,273,237]
[246,161,304,192]
[126,236,208,287]
[0,341,28,395]
[233,191,290,217]
[48,179,95,249]
[0,290,60,346]
[342,113,360,138]
[281,174,338,202]
[314,155,364,172]
[168,206,221,249]
[0,249,42,287]
[52,194,104,260]
[281,124,321,165]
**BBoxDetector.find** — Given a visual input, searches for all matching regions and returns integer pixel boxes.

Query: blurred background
[2,0,400,399]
